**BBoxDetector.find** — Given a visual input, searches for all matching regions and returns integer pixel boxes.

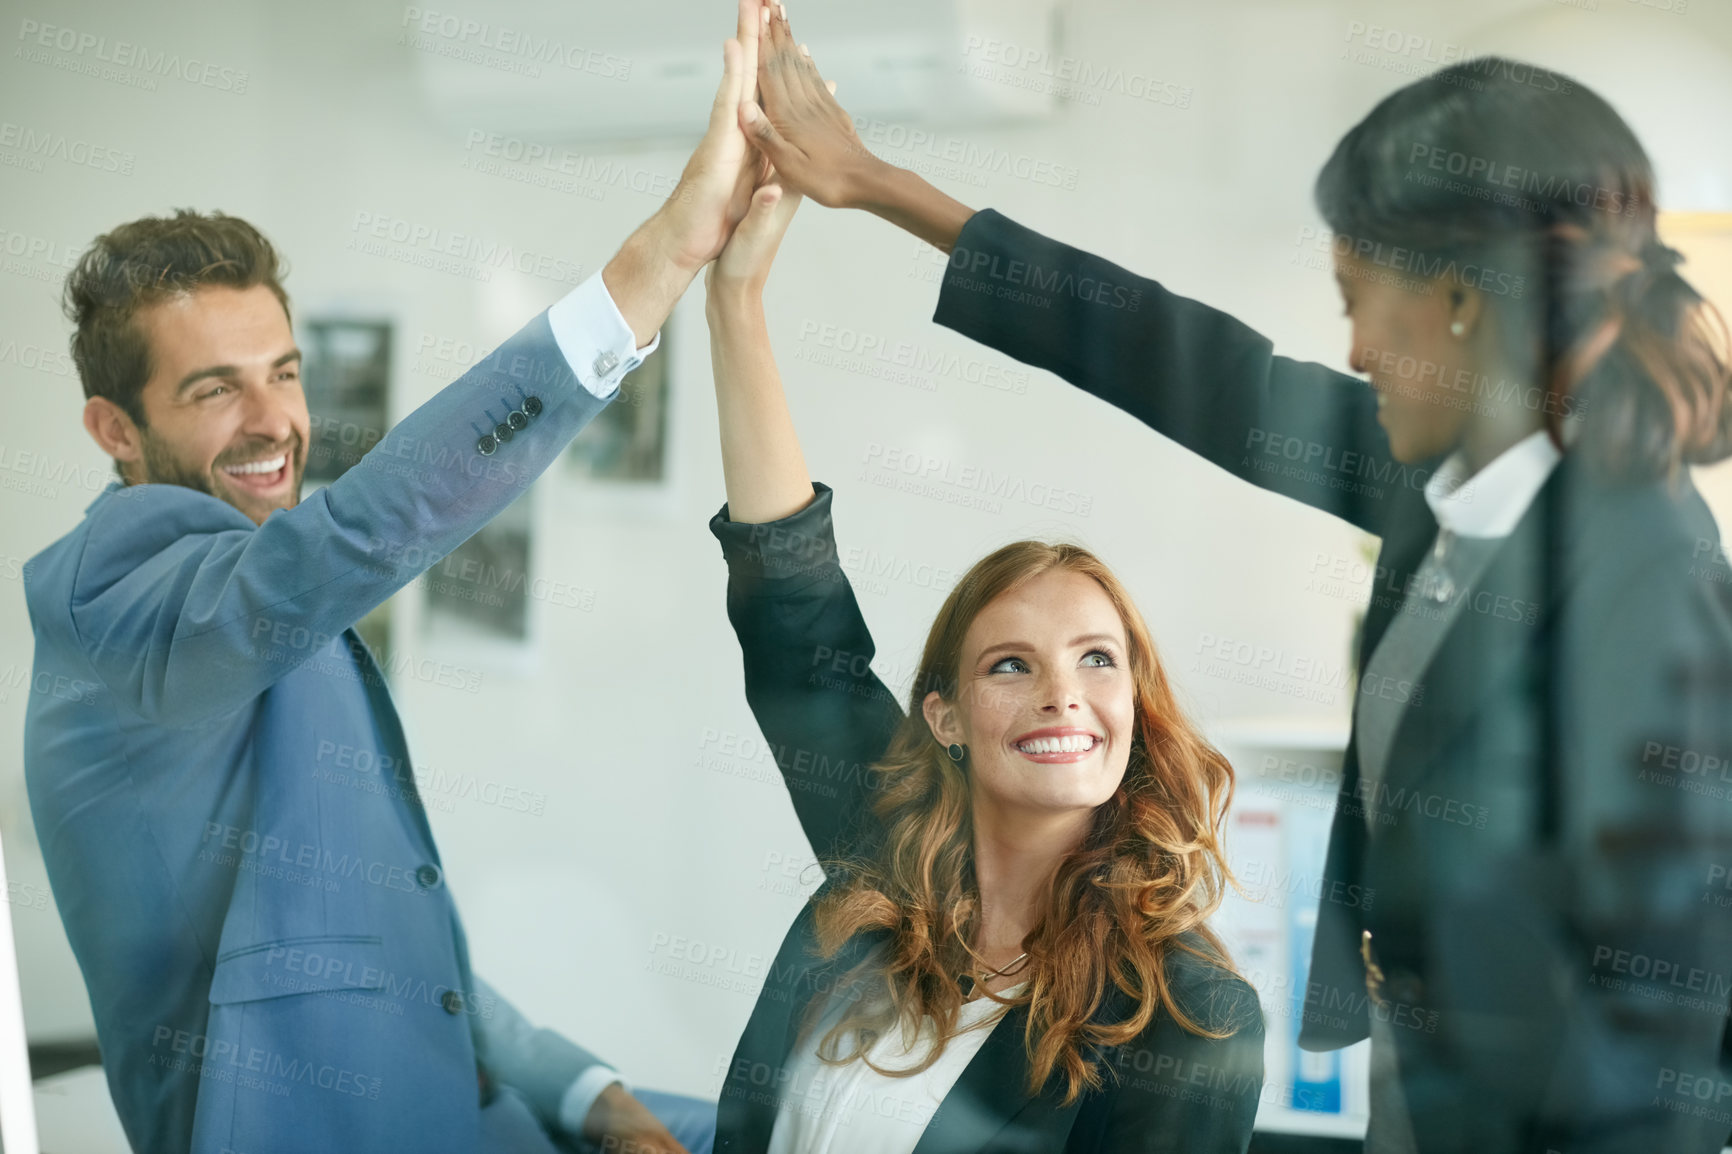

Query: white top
[1423,430,1562,539]
[767,983,1027,1154]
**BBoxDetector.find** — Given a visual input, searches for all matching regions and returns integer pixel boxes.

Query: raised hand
[601,0,773,345]
[708,171,803,298]
[656,0,773,272]
[735,0,975,253]
[738,1,878,210]
[703,149,816,526]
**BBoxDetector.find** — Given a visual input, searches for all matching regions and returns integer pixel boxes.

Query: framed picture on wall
[420,491,534,645]
[301,319,391,484]
[300,317,395,661]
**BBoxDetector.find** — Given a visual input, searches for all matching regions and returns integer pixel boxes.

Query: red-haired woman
[701,177,1264,1151]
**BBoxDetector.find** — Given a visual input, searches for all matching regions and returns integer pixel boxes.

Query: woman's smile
[1011,726,1103,764]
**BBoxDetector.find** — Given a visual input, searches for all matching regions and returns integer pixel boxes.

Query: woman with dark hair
[701,172,1264,1150]
[733,8,1732,1153]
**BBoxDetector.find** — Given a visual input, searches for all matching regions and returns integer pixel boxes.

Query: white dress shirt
[1424,429,1562,539]
[766,983,1026,1154]
[547,270,661,401]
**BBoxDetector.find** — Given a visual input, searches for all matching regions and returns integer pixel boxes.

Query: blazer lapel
[777,920,887,1050]
[725,907,875,1152]
[1320,486,1435,851]
[1375,458,1593,804]
[1359,472,1445,673]
[343,627,441,857]
[762,922,1053,1154]
[909,1002,1046,1154]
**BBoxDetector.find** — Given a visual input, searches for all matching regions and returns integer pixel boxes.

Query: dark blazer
[929,208,1732,1153]
[708,485,1265,1153]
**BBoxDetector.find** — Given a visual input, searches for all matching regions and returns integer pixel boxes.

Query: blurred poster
[300,317,394,659]
[422,490,533,643]
[1287,799,1344,1114]
[301,318,391,484]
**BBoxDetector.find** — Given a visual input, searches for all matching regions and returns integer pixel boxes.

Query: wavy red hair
[806,540,1242,1105]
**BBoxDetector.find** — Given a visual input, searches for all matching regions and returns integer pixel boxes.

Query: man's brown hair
[63,208,291,427]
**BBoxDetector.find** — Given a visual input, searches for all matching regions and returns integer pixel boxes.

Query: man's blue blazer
[24,308,612,1153]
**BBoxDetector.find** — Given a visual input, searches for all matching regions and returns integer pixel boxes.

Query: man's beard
[137,430,217,498]
[136,429,302,518]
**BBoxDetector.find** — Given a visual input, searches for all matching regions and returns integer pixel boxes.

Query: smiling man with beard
[28,213,708,1154]
[17,7,777,1152]
[28,212,714,1152]
[78,228,311,521]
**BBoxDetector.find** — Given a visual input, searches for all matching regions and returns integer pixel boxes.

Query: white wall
[2,0,1729,1101]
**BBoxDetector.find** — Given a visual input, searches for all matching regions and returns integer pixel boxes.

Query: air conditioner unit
[405,0,1064,144]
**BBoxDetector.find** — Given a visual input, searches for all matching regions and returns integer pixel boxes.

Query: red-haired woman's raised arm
[705,174,906,866]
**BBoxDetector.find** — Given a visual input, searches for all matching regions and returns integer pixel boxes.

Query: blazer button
[441,989,465,1014]
[522,396,543,418]
[506,409,528,431]
[494,422,514,444]
[416,864,442,889]
[477,434,498,456]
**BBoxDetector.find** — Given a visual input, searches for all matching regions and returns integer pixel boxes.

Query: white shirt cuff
[546,271,661,400]
[558,1065,630,1137]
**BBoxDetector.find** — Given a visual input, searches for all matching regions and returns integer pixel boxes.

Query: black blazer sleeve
[933,208,1401,537]
[709,483,906,867]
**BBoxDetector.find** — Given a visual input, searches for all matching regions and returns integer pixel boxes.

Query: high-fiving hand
[708,172,802,298]
[655,0,776,273]
[729,0,974,252]
[602,0,779,345]
[606,0,968,344]
[736,0,878,211]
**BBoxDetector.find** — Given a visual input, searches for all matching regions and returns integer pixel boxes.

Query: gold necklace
[960,951,1030,998]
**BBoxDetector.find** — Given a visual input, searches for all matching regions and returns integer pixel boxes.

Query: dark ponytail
[1315,56,1732,483]
[1555,227,1731,480]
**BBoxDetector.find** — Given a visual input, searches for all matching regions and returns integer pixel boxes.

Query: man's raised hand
[601,0,773,345]
[655,0,774,273]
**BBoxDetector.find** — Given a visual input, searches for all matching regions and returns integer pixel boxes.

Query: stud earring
[1450,321,1466,337]
[946,743,967,764]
